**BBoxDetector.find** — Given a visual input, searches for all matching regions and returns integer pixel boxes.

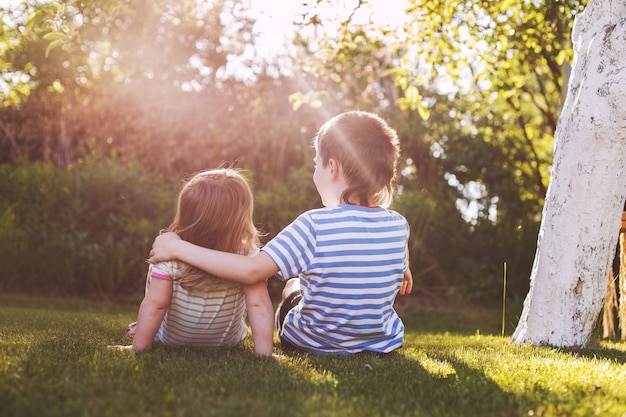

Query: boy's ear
[328,158,341,180]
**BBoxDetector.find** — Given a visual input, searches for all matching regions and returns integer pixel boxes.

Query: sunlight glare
[248,0,411,57]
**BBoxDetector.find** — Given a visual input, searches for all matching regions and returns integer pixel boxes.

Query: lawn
[0,294,625,417]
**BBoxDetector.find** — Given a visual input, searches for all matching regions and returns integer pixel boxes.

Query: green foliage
[1,0,239,103]
[254,165,321,242]
[0,158,173,298]
[288,0,588,301]
[0,0,593,304]
[392,189,463,289]
[254,165,321,296]
[1,295,625,417]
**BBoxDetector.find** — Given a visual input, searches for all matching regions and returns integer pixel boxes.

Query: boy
[150,111,413,354]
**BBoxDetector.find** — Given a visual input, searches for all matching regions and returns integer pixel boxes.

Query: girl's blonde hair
[169,168,259,292]
[315,111,400,208]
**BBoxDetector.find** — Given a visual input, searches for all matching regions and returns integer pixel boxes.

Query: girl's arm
[242,281,275,356]
[131,278,172,352]
[149,232,279,285]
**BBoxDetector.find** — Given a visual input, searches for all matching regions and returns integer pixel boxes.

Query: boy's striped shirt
[263,204,409,354]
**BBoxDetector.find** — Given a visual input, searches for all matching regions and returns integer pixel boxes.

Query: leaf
[292,100,304,111]
[50,80,64,93]
[417,102,430,121]
[43,32,66,41]
[45,39,63,58]
[26,10,45,30]
[556,50,567,66]
[288,93,304,111]
[405,85,422,104]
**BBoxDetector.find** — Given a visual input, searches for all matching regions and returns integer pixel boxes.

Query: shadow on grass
[558,344,626,364]
[3,296,625,417]
[300,350,518,417]
[3,342,310,417]
[3,324,519,417]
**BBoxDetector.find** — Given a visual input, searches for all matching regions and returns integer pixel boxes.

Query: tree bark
[511,0,626,347]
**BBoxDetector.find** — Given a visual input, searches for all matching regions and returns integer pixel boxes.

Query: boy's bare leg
[275,277,301,333]
[282,277,301,301]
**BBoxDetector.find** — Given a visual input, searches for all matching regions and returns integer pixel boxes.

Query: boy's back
[263,204,409,354]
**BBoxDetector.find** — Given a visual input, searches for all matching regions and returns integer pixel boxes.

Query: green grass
[1,294,625,417]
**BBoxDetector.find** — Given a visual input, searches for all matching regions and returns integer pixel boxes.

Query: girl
[111,169,274,355]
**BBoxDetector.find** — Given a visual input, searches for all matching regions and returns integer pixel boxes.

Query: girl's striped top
[262,204,410,354]
[148,255,254,348]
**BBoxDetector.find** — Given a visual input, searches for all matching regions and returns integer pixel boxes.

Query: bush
[254,165,320,242]
[392,189,536,304]
[0,157,174,299]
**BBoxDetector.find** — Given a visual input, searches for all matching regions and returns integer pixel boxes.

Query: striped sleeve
[262,213,317,281]
[150,262,175,281]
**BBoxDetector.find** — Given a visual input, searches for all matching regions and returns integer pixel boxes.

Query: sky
[0,0,412,37]
[248,0,411,56]
[226,0,411,82]
[0,0,411,81]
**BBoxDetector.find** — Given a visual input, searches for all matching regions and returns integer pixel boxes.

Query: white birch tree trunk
[511,0,626,347]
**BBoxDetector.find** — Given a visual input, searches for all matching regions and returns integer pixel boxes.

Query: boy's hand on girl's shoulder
[149,232,182,263]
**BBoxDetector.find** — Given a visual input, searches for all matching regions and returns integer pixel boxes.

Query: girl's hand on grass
[149,232,182,263]
[107,345,135,351]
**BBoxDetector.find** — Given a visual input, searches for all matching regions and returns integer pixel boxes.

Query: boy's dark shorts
[275,290,397,357]
[276,290,303,351]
